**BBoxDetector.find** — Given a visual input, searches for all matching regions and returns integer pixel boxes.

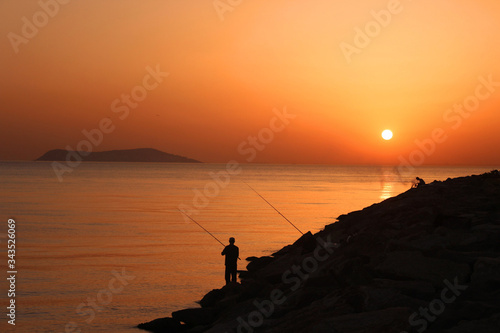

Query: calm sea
[0,162,497,332]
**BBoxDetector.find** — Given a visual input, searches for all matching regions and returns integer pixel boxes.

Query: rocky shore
[138,171,500,332]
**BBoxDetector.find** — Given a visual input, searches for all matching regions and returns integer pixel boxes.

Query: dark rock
[292,231,316,254]
[454,301,500,321]
[434,249,483,266]
[220,281,243,295]
[137,317,186,333]
[171,308,216,327]
[359,286,427,311]
[303,273,341,290]
[372,278,435,300]
[184,325,207,333]
[271,244,296,257]
[310,307,412,333]
[434,214,472,229]
[246,256,273,272]
[333,256,374,286]
[203,298,271,332]
[198,289,225,308]
[374,250,470,285]
[471,257,500,285]
[246,254,297,284]
[444,313,500,333]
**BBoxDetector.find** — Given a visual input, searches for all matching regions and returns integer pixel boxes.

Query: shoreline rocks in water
[138,170,500,332]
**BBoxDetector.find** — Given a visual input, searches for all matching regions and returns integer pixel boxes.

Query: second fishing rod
[244,182,304,235]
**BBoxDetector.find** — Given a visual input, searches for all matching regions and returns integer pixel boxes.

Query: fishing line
[244,182,304,235]
[178,209,241,260]
[178,209,225,247]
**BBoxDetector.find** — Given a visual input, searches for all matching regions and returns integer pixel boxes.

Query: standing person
[221,237,239,285]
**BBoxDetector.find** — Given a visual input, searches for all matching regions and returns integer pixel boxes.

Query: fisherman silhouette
[412,177,426,188]
[221,237,239,285]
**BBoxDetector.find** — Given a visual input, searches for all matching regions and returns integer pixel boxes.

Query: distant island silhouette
[36,148,201,163]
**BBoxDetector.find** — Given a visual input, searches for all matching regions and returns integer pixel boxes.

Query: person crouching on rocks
[412,177,426,188]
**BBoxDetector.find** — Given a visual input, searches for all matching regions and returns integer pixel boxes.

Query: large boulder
[246,256,273,272]
[198,289,225,308]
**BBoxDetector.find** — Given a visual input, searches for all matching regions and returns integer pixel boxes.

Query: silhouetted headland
[35,148,201,163]
[139,170,500,332]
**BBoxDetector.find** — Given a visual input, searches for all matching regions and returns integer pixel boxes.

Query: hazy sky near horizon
[1,0,500,165]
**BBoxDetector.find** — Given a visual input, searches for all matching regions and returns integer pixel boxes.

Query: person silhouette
[412,177,426,188]
[221,237,239,285]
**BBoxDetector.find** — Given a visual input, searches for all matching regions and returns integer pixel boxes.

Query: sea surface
[0,162,497,332]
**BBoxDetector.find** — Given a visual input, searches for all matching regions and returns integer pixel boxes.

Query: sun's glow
[382,130,393,141]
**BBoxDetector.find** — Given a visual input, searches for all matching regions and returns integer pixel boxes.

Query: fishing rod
[178,209,241,260]
[178,209,225,247]
[244,182,304,235]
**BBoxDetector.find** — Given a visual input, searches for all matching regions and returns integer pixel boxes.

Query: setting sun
[382,130,393,141]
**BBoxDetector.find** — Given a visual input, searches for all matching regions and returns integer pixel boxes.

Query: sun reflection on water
[380,181,394,201]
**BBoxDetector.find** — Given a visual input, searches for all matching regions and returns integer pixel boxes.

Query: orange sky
[1,0,500,165]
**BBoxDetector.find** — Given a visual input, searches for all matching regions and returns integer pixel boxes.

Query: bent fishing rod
[244,182,304,235]
[178,209,240,259]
